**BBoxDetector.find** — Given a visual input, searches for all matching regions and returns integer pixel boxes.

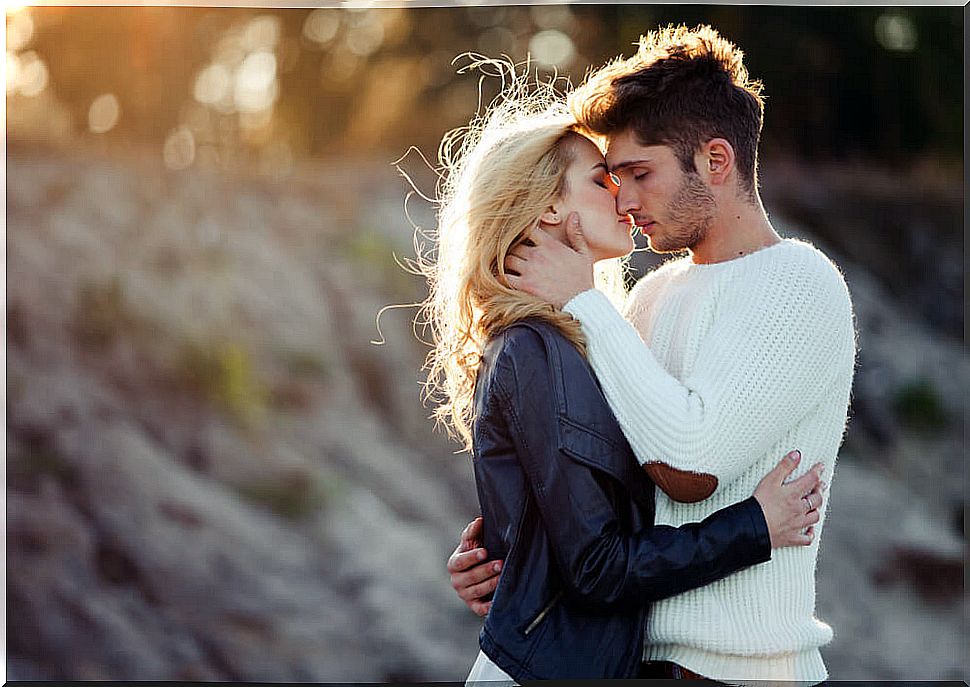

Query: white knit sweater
[563,239,856,685]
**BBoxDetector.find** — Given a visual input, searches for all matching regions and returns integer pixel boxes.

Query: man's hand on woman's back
[447,451,826,616]
[447,516,503,617]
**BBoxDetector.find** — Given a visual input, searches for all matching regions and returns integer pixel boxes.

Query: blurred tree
[7,6,961,172]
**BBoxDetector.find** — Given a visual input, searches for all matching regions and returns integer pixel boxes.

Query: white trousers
[465,649,517,686]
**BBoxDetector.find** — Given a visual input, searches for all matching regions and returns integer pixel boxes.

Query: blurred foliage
[175,338,268,429]
[73,276,150,350]
[8,424,76,495]
[893,378,949,432]
[6,5,961,175]
[277,347,330,379]
[340,229,423,296]
[9,447,74,491]
[233,469,327,521]
[266,380,315,413]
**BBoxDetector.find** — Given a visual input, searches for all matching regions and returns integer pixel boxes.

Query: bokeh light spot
[163,126,196,170]
[528,29,575,68]
[875,13,917,52]
[242,15,280,52]
[6,10,34,51]
[88,93,120,134]
[15,50,48,97]
[530,5,574,31]
[194,63,233,106]
[303,9,340,46]
[233,50,278,113]
[345,12,385,57]
[6,51,20,93]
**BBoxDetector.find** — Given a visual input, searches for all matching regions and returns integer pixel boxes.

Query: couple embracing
[418,24,855,686]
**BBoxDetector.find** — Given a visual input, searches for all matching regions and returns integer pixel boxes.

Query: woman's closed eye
[597,171,621,193]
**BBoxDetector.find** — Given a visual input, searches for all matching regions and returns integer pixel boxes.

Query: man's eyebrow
[590,162,607,171]
[609,159,652,172]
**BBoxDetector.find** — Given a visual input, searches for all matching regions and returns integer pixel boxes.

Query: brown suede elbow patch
[644,462,718,503]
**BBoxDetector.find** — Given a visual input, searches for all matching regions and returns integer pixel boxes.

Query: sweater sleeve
[563,249,855,499]
[492,326,772,606]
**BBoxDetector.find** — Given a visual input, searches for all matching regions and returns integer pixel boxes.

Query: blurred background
[5,3,966,682]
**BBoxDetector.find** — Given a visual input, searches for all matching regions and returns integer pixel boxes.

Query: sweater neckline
[685,238,791,270]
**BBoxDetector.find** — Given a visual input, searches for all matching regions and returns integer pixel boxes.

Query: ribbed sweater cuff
[644,644,828,685]
[563,288,626,332]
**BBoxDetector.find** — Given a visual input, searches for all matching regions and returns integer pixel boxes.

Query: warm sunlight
[3,6,964,684]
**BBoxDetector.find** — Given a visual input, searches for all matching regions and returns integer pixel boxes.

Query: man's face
[605,129,716,254]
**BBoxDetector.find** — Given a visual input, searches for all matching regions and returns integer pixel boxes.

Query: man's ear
[539,206,563,226]
[697,138,736,186]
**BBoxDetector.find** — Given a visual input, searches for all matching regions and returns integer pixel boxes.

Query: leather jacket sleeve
[493,327,771,606]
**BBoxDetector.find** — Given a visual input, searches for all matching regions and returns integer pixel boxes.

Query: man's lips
[621,214,655,237]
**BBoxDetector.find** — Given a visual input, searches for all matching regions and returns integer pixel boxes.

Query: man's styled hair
[569,24,765,199]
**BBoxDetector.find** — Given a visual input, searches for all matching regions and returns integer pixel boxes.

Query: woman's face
[554,135,635,261]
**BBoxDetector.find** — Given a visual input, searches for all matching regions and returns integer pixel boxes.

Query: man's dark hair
[570,24,765,199]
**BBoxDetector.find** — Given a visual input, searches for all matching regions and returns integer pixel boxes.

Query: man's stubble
[649,171,716,254]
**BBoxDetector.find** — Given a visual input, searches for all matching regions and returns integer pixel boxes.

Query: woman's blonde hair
[416,57,628,450]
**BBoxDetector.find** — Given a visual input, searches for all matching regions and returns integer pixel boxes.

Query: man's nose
[615,185,640,215]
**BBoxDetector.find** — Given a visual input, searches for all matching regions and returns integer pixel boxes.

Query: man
[450,25,855,685]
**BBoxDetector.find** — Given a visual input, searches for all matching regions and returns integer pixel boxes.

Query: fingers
[507,240,533,257]
[464,516,483,541]
[453,518,483,557]
[448,547,488,575]
[766,450,801,485]
[458,517,483,550]
[564,212,588,252]
[787,461,824,494]
[504,253,527,275]
[449,518,501,617]
[802,491,824,512]
[469,600,493,618]
[459,570,501,603]
[524,223,550,245]
[450,556,503,592]
[796,508,821,529]
[804,478,827,499]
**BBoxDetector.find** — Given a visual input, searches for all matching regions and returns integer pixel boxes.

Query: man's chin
[646,236,689,254]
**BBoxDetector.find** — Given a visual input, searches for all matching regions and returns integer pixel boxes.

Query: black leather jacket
[472,320,771,681]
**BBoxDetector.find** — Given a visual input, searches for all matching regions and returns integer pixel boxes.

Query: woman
[417,64,822,683]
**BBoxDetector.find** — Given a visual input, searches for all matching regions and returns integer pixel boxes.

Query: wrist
[562,287,600,314]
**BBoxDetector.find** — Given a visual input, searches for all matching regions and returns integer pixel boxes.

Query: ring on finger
[803,495,814,511]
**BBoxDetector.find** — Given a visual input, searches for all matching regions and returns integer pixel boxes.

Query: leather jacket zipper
[523,589,564,636]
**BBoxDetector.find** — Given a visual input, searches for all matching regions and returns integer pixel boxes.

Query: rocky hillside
[6,144,967,681]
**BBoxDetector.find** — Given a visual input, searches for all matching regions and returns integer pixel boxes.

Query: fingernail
[477,550,486,561]
[493,562,502,572]
[791,450,801,462]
